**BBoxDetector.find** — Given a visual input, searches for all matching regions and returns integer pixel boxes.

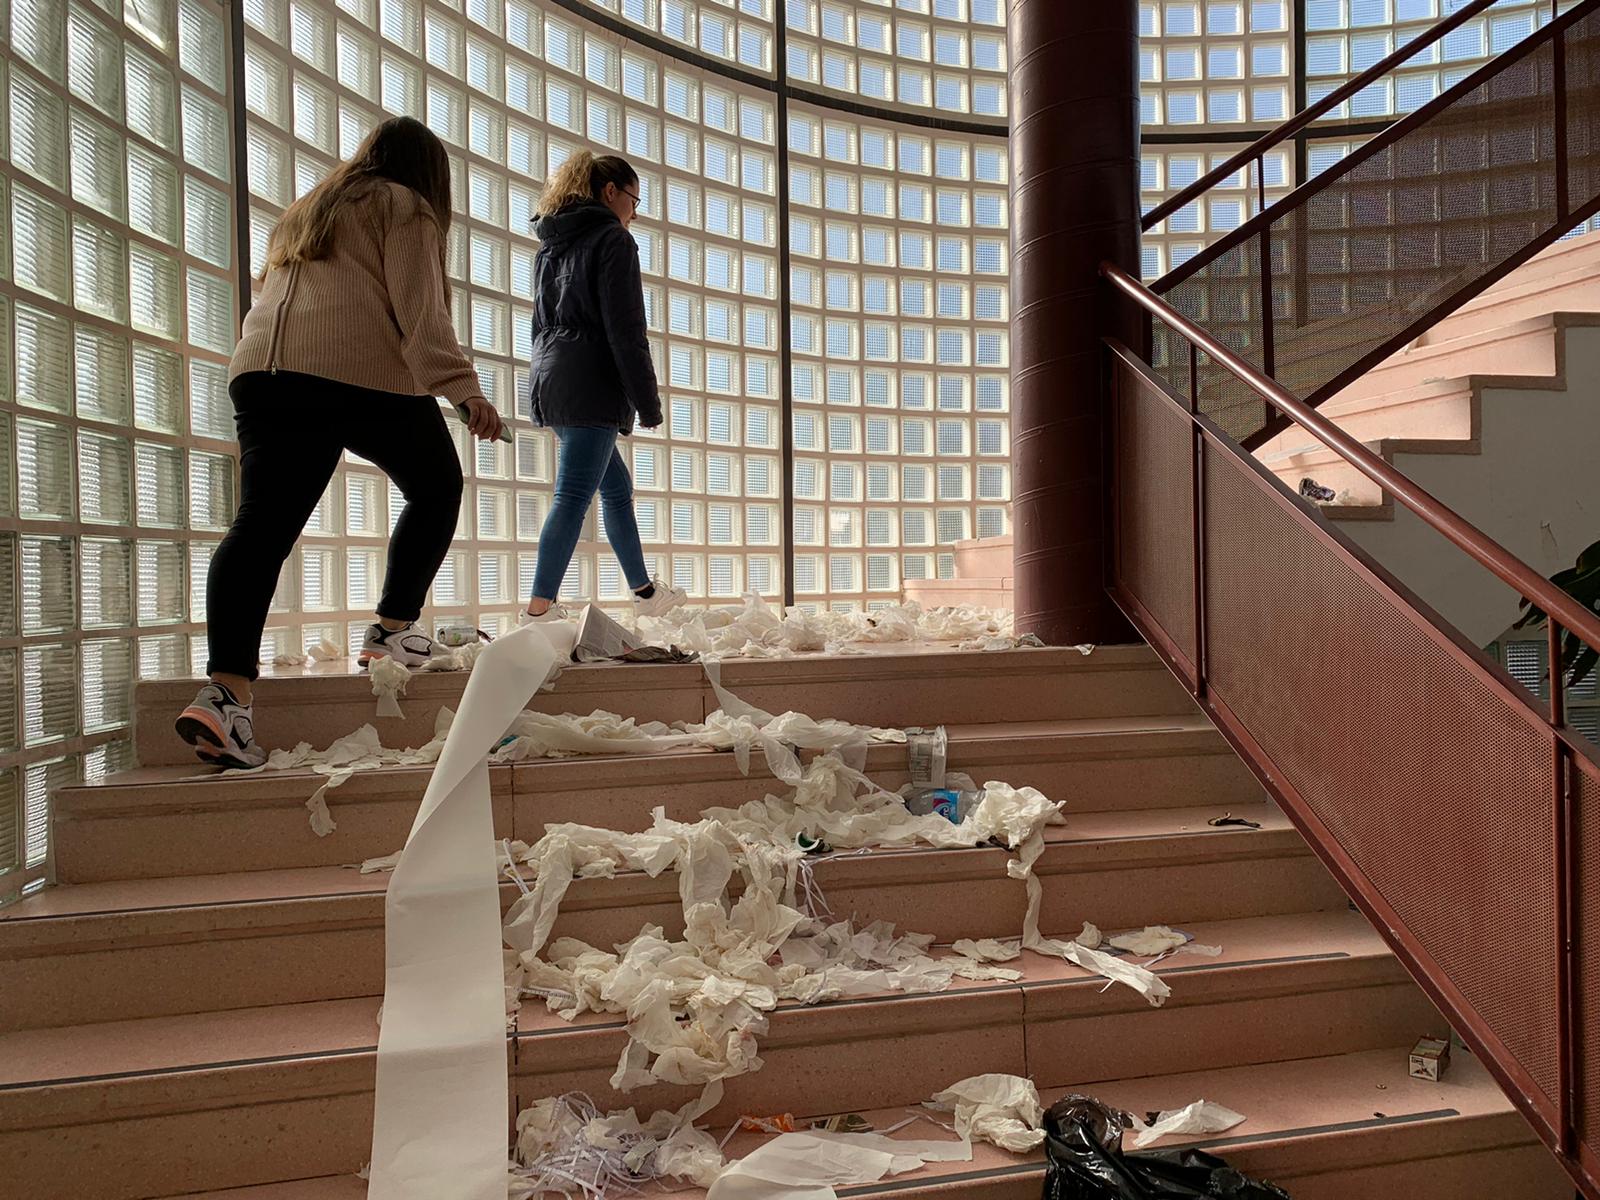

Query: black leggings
[207,371,464,680]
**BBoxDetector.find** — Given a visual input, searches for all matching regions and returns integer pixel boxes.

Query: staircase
[1255,231,1600,645]
[902,535,1014,611]
[0,649,1572,1198]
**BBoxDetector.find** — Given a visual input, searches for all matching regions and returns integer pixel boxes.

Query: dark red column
[1009,0,1140,645]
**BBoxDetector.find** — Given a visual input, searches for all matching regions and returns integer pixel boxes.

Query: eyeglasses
[621,188,642,211]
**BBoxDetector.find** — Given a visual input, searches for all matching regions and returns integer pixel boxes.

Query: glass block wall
[2,0,1581,896]
[1138,0,1577,279]
[240,0,1011,637]
[0,0,238,899]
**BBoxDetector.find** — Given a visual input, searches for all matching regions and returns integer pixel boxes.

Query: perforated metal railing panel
[1111,364,1195,671]
[1154,6,1600,446]
[1106,348,1593,1184]
[1200,436,1561,1111]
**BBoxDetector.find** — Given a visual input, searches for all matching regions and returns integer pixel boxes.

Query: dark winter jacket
[525,201,661,433]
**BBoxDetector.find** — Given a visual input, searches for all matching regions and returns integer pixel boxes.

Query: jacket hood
[533,200,620,246]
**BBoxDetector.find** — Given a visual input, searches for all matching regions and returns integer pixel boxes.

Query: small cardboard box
[1409,1036,1451,1082]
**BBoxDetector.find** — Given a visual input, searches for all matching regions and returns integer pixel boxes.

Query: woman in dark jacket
[522,151,686,621]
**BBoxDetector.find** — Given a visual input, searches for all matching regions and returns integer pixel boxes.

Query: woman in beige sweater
[176,116,503,769]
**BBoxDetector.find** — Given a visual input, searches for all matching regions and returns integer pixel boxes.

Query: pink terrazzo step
[0,803,1337,1030]
[1259,435,1480,509]
[902,578,1015,610]
[954,534,1013,580]
[3,912,1434,1200]
[53,714,1258,883]
[110,1049,1570,1200]
[133,646,1193,769]
[1329,311,1573,407]
[1417,227,1600,347]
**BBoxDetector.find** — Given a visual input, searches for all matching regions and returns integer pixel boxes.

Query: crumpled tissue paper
[706,1129,972,1200]
[1129,1099,1247,1149]
[927,1073,1045,1152]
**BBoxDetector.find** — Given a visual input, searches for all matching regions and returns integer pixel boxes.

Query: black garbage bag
[1043,1095,1291,1200]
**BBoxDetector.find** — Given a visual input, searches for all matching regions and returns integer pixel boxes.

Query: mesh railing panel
[1200,437,1562,1112]
[1155,7,1600,444]
[1112,357,1195,670]
[1108,350,1571,1142]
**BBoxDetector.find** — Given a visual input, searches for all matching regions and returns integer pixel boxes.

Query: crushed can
[436,624,482,648]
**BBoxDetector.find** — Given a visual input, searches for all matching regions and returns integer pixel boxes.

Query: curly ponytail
[535,149,639,217]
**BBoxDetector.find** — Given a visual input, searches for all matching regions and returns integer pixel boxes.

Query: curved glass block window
[1,0,237,894]
[789,100,1007,607]
[785,0,1007,119]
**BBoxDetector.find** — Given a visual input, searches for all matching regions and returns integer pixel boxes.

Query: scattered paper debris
[272,651,309,667]
[630,595,1013,661]
[368,655,411,718]
[926,1074,1045,1152]
[1009,831,1170,1005]
[308,637,346,661]
[951,937,1021,963]
[1109,925,1189,957]
[1128,1099,1246,1149]
[1075,921,1103,950]
[305,785,339,837]
[511,1086,726,1198]
[705,1128,972,1200]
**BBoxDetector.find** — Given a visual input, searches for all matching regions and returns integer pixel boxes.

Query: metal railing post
[1189,341,1206,696]
[1556,27,1571,223]
[1259,225,1276,379]
[1550,617,1576,1156]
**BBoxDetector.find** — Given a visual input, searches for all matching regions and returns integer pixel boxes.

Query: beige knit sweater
[230,182,485,406]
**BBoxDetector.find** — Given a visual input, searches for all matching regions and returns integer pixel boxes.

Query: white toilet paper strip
[366,624,559,1200]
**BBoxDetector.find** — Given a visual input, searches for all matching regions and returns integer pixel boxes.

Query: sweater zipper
[266,263,301,375]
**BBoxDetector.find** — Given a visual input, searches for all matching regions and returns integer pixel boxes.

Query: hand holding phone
[456,399,511,443]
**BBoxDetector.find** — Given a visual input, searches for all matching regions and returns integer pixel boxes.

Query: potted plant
[1510,538,1600,688]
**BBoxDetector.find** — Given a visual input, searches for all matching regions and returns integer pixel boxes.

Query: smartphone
[456,403,513,443]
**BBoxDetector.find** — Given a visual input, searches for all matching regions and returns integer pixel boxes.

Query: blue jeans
[530,426,650,602]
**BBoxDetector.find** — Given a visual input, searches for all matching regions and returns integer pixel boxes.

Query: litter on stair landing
[1409,1036,1451,1081]
[1298,477,1337,503]
[1207,813,1262,830]
[435,624,488,648]
[307,637,346,661]
[630,594,1013,660]
[1043,1094,1289,1200]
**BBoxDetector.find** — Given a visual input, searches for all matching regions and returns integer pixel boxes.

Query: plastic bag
[1042,1095,1291,1200]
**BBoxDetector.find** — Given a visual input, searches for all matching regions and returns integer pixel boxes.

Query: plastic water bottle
[905,788,983,823]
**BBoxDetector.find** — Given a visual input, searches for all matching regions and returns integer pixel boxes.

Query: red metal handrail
[1102,259,1600,657]
[1140,0,1505,233]
[1101,257,1599,1199]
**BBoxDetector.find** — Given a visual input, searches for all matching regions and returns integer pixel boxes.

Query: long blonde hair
[266,117,453,280]
[536,150,638,217]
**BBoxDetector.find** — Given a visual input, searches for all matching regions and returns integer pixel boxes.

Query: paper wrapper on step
[1128,1099,1246,1149]
[366,624,560,1200]
[706,1130,972,1200]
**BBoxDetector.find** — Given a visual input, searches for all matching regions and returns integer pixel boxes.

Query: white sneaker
[175,683,267,769]
[359,621,437,668]
[519,603,572,626]
[632,578,688,618]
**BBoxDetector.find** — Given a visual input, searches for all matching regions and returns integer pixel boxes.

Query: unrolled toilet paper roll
[367,624,560,1200]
